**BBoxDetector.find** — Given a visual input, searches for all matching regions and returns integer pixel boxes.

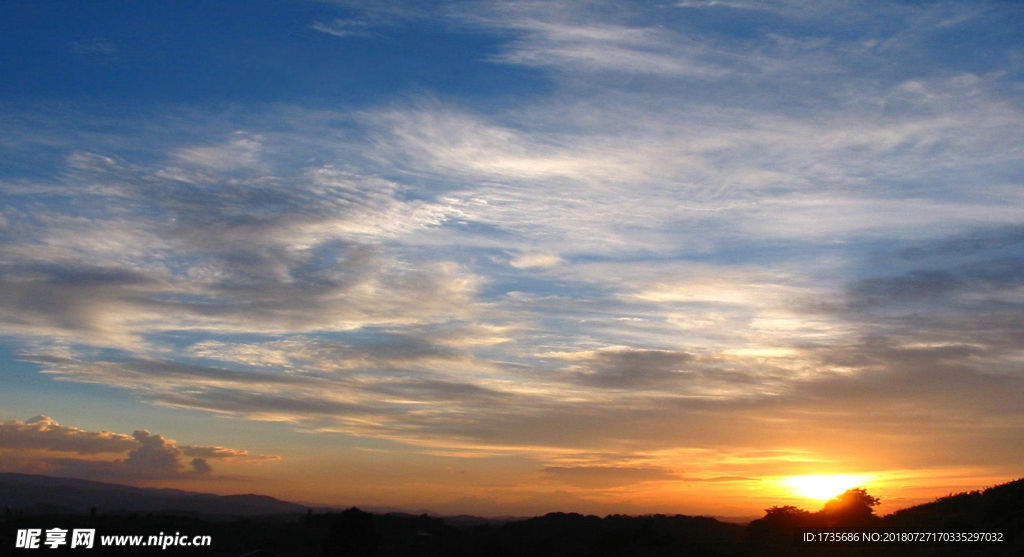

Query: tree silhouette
[322,507,378,557]
[745,505,815,551]
[763,506,814,527]
[821,488,880,526]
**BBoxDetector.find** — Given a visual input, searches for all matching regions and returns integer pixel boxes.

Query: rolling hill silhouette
[0,473,305,518]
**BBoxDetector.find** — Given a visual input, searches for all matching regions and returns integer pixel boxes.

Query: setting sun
[785,475,871,501]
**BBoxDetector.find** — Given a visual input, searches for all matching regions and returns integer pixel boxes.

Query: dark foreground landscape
[2,473,1021,556]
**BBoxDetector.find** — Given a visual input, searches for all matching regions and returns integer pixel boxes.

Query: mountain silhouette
[0,473,305,518]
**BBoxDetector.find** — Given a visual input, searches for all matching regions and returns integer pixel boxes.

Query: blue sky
[1,0,1023,515]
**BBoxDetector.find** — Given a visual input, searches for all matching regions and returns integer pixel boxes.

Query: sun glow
[785,474,871,501]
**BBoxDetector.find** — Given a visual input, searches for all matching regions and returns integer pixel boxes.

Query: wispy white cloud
[487,19,732,77]
[172,133,264,172]
[311,18,376,38]
[70,39,119,63]
[509,252,563,269]
[0,135,476,347]
[310,1,439,38]
[360,76,1022,256]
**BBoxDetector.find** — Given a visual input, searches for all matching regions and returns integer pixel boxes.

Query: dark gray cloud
[849,270,964,305]
[717,228,1024,469]
[848,225,1024,308]
[824,233,1024,413]
[785,228,1024,400]
[22,354,322,391]
[568,348,697,389]
[152,389,375,419]
[894,225,1024,260]
[363,377,510,404]
[849,259,1024,308]
[0,262,165,343]
[188,333,468,372]
[558,347,770,397]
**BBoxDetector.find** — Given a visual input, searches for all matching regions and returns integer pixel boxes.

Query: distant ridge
[0,472,306,518]
[5,472,1022,529]
[883,477,1024,532]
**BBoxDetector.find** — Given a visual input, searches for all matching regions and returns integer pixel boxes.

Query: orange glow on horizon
[784,474,872,501]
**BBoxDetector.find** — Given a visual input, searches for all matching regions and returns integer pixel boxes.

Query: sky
[1,0,1023,518]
